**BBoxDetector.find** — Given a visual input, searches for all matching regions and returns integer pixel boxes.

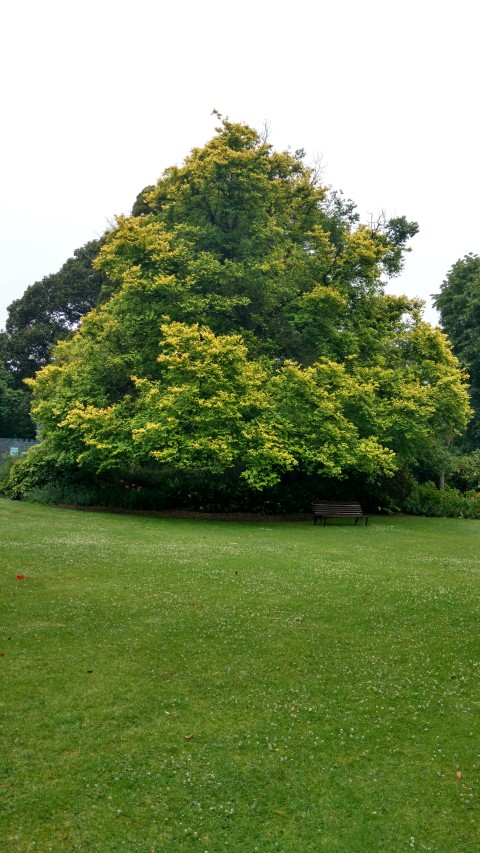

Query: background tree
[433,254,480,449]
[0,240,106,383]
[0,367,35,438]
[0,240,107,437]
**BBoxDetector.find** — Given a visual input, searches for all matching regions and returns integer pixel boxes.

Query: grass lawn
[1,499,480,852]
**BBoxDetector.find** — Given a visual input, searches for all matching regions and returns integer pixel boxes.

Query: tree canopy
[0,240,107,438]
[12,117,470,503]
[433,254,480,448]
[0,240,106,384]
[0,367,35,438]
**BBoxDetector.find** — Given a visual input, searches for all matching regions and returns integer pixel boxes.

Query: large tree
[433,254,480,448]
[13,117,470,501]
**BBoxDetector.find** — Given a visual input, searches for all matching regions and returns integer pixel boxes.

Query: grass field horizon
[1,499,480,851]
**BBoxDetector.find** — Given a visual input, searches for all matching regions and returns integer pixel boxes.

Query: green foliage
[403,481,480,518]
[0,240,107,437]
[0,367,35,438]
[0,240,106,383]
[14,118,471,505]
[433,253,480,448]
[94,118,419,366]
[17,482,98,507]
[1,443,78,500]
[0,454,17,485]
[449,449,480,491]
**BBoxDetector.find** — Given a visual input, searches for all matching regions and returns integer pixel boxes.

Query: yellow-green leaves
[19,118,470,498]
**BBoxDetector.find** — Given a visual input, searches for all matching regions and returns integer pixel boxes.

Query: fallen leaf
[273,809,287,815]
[184,734,193,740]
[457,771,462,779]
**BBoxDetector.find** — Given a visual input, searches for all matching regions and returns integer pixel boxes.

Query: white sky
[1,0,479,330]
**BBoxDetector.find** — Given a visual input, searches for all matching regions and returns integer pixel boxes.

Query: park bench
[312,501,369,526]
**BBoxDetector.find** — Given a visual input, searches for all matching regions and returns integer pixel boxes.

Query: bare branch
[260,119,271,143]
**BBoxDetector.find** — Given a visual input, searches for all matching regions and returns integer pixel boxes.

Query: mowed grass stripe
[1,500,480,851]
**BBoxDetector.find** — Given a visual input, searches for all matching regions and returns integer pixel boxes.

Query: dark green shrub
[0,442,93,501]
[450,450,480,492]
[0,455,17,486]
[403,481,480,518]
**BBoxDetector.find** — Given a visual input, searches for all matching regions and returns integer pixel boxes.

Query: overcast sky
[1,0,479,330]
